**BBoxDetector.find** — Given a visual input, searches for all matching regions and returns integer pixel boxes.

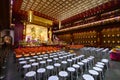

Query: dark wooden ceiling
[13,0,117,24]
[0,0,120,30]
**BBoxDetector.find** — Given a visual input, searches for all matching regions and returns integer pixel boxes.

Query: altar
[25,24,48,43]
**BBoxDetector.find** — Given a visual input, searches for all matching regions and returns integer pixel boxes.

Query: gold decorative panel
[33,15,53,25]
[25,24,48,43]
[28,10,53,26]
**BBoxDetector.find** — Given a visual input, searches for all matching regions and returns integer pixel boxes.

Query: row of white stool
[24,55,96,80]
[23,56,94,80]
[22,55,85,77]
[18,52,85,72]
[17,51,86,79]
[80,47,109,58]
[17,51,77,72]
[82,58,109,80]
[48,56,95,80]
[18,50,110,80]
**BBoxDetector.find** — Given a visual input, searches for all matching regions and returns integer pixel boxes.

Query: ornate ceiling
[13,0,112,22]
[21,0,111,20]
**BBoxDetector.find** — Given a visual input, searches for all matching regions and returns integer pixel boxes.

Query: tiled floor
[1,49,120,80]
[105,60,120,80]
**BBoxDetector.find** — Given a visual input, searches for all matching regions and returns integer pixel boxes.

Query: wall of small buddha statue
[54,9,120,48]
[55,23,120,48]
[101,27,120,48]
[73,30,97,46]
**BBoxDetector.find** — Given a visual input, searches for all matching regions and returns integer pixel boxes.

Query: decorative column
[48,27,53,44]
[23,22,26,40]
[28,10,33,23]
[59,20,61,29]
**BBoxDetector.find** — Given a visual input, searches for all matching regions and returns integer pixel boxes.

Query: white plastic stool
[33,56,38,58]
[53,55,58,58]
[49,56,54,59]
[82,74,94,80]
[43,54,48,57]
[69,54,74,58]
[40,61,46,68]
[18,58,25,61]
[47,59,53,65]
[97,62,105,72]
[37,68,46,80]
[39,55,43,57]
[37,58,42,61]
[80,55,85,60]
[97,62,105,66]
[87,57,94,68]
[46,65,54,78]
[29,59,36,64]
[23,64,31,75]
[19,61,27,72]
[67,59,73,67]
[72,58,77,64]
[88,70,99,80]
[76,56,81,62]
[54,63,61,75]
[77,62,84,74]
[63,56,67,60]
[53,58,59,63]
[32,62,39,71]
[19,61,27,65]
[48,75,59,80]
[58,54,62,57]
[61,61,68,70]
[72,64,80,78]
[24,71,36,80]
[101,59,109,70]
[82,59,89,71]
[95,64,104,69]
[59,57,63,62]
[73,53,76,57]
[25,57,31,61]
[64,53,69,55]
[101,48,109,58]
[93,67,103,80]
[43,57,48,60]
[59,71,68,80]
[67,55,71,59]
[67,67,76,80]
[49,54,53,56]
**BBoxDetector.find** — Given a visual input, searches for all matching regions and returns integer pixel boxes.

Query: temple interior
[0,0,120,80]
